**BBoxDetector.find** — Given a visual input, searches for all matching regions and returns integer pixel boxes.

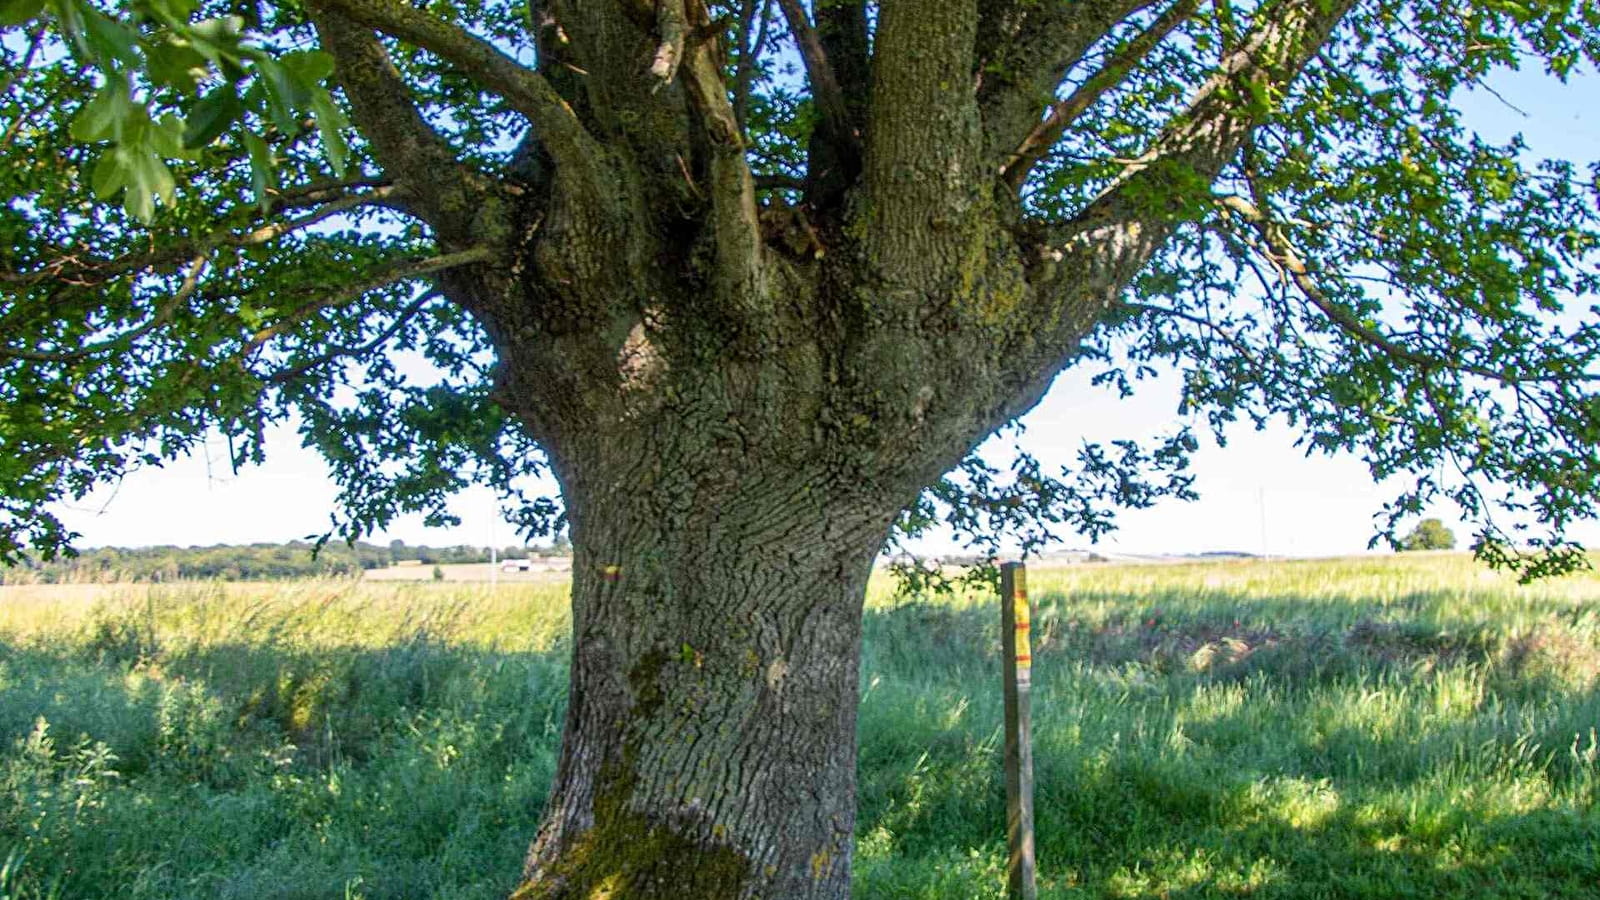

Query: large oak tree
[4,0,1599,896]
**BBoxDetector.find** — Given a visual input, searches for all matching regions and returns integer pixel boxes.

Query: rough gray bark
[515,443,895,899]
[294,0,1358,896]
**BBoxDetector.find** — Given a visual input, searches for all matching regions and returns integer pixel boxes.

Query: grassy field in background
[1,555,1597,898]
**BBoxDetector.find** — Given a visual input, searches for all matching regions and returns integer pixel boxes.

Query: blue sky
[47,60,1600,556]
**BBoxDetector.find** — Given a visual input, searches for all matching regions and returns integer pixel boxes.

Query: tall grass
[855,556,1600,898]
[1,555,1596,898]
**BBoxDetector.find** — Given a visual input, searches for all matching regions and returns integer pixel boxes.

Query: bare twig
[1214,188,1597,386]
[0,24,46,101]
[1,185,401,288]
[242,246,494,356]
[0,255,208,363]
[266,290,441,383]
[754,173,805,191]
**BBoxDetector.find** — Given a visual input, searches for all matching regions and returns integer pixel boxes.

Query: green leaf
[146,38,210,92]
[310,89,348,176]
[89,147,130,199]
[149,114,190,159]
[69,83,130,143]
[0,0,47,27]
[78,3,142,69]
[241,129,277,210]
[183,83,242,149]
[182,14,246,72]
[257,58,310,128]
[122,148,175,221]
[121,174,154,221]
[280,49,336,86]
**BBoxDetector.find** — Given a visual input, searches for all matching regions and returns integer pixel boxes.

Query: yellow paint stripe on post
[1012,566,1031,676]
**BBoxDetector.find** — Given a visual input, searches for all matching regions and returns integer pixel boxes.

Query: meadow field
[1,554,1597,899]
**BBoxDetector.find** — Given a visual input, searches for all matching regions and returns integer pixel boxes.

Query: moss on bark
[511,756,750,900]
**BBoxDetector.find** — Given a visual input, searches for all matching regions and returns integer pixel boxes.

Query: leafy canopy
[2,0,1599,579]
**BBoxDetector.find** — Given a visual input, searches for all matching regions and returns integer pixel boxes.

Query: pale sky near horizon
[44,61,1600,558]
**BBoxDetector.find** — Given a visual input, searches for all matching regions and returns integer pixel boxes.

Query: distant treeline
[0,537,571,584]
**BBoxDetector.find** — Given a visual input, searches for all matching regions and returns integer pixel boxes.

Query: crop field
[1,554,1597,899]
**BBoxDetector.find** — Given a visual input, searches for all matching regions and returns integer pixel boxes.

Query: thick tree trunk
[512,449,898,900]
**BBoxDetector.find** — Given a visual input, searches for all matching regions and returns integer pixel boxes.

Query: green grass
[2,555,1598,898]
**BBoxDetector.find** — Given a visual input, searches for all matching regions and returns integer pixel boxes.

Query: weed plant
[0,555,1596,898]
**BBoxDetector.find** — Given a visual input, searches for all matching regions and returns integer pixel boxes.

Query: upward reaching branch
[865,0,984,278]
[777,0,855,154]
[783,0,868,211]
[1089,0,1353,219]
[306,5,486,241]
[1002,0,1199,191]
[677,0,764,312]
[977,0,1159,170]
[311,0,598,170]
[811,0,870,103]
[1023,0,1357,377]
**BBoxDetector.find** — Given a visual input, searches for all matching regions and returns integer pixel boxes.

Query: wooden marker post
[1000,561,1037,900]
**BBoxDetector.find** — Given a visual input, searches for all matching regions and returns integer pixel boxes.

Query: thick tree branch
[544,0,693,194]
[786,0,867,211]
[1010,0,1357,404]
[1050,0,1357,264]
[313,0,597,168]
[649,0,689,86]
[813,0,870,104]
[1001,0,1199,191]
[677,0,765,312]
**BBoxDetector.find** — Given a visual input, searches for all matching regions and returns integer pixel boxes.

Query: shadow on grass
[1022,761,1600,898]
